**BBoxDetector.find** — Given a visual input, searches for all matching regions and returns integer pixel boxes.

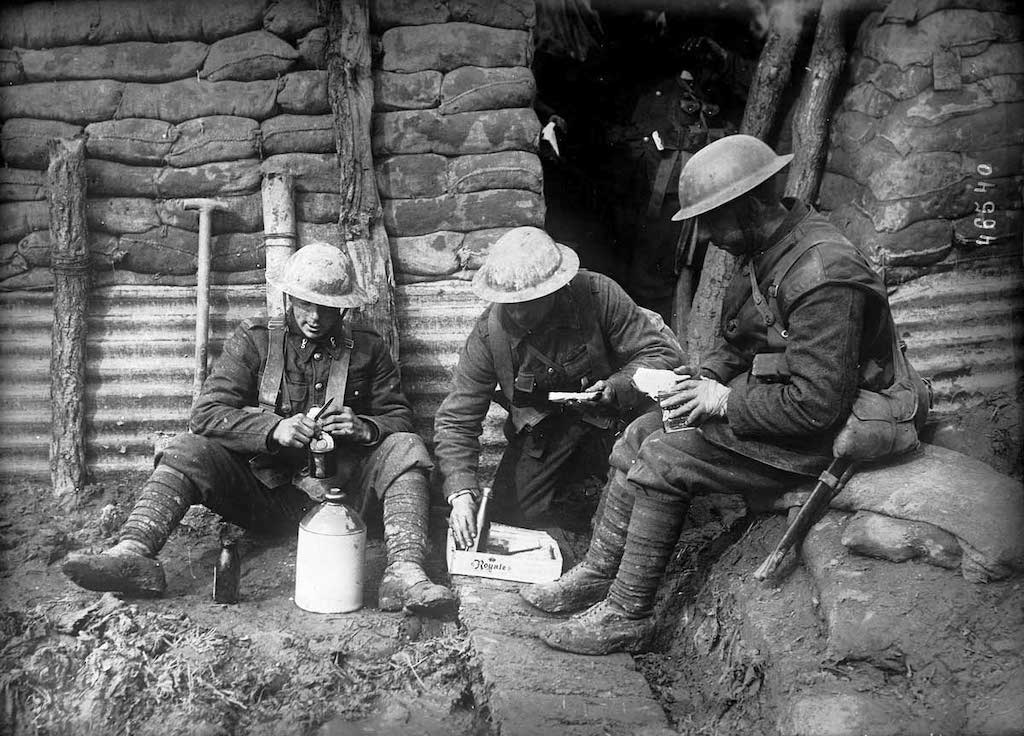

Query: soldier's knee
[376,432,433,469]
[156,432,216,466]
[609,411,664,472]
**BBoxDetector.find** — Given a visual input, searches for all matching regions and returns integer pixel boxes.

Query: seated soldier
[434,226,684,549]
[522,135,901,654]
[63,243,455,615]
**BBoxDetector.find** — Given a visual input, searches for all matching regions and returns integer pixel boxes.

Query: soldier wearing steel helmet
[434,226,684,548]
[63,243,455,614]
[522,135,898,655]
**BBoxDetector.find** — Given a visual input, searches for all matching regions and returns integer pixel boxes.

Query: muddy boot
[521,473,635,614]
[62,467,194,597]
[378,472,456,615]
[539,493,685,655]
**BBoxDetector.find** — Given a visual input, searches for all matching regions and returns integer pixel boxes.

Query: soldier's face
[702,197,758,256]
[290,297,342,340]
[504,294,556,331]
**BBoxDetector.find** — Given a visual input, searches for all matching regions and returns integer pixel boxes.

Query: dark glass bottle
[213,539,240,604]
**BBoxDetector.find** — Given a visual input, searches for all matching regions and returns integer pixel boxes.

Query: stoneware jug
[294,488,366,613]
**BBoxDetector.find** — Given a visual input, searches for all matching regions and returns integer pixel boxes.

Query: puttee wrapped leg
[62,466,195,597]
[539,492,686,655]
[378,470,456,615]
[520,471,636,614]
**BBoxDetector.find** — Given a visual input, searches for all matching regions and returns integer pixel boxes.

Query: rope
[50,251,90,275]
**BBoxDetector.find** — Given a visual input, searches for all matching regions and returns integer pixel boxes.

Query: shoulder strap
[570,275,613,382]
[258,316,287,412]
[325,325,354,410]
[748,235,826,345]
[487,307,515,402]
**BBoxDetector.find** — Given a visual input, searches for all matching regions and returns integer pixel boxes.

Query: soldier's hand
[660,376,730,427]
[319,406,373,443]
[449,493,478,550]
[582,379,617,409]
[271,413,318,448]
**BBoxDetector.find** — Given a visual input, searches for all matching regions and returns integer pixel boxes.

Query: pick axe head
[179,197,229,214]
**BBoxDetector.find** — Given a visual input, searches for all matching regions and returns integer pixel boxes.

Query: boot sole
[62,553,166,598]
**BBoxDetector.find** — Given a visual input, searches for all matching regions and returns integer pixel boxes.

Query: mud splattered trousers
[600,411,814,618]
[154,431,433,534]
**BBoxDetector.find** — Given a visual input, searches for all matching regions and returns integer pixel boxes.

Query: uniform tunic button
[313,352,322,360]
[547,367,555,374]
[314,382,324,390]
[727,320,738,332]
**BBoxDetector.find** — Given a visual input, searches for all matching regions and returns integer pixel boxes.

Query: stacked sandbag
[370,0,544,284]
[0,0,332,290]
[820,0,1023,281]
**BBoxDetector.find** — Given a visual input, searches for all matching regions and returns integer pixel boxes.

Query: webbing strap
[325,326,354,410]
[258,317,287,412]
[570,277,613,383]
[488,307,547,430]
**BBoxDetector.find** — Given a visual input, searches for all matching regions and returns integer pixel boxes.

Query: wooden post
[47,137,89,498]
[685,1,815,365]
[785,0,847,203]
[262,172,297,320]
[322,0,400,363]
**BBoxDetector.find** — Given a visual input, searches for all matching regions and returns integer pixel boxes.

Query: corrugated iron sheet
[0,281,504,483]
[888,267,1024,416]
[1,270,1020,483]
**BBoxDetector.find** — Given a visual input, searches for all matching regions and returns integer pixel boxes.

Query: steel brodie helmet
[472,226,580,303]
[269,242,368,308]
[672,134,794,221]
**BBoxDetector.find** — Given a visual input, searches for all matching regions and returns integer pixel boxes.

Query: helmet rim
[471,227,580,304]
[672,135,794,221]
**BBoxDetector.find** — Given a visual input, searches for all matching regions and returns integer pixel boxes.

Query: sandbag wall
[370,0,544,283]
[0,0,342,290]
[820,0,1023,279]
[818,0,1024,436]
[0,0,544,291]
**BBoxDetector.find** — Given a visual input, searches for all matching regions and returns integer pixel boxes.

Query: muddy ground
[0,476,489,736]
[1,398,1021,736]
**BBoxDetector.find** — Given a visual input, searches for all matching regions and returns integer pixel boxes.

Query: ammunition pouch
[832,339,932,462]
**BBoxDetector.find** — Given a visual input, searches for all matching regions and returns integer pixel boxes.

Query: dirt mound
[640,502,1024,735]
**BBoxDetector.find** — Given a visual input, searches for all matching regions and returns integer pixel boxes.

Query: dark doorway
[532,2,762,326]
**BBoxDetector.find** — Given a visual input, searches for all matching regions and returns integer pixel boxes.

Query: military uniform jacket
[433,270,684,497]
[189,313,414,485]
[699,202,894,476]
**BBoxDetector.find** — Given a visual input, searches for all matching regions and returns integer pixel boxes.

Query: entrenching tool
[179,198,228,404]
